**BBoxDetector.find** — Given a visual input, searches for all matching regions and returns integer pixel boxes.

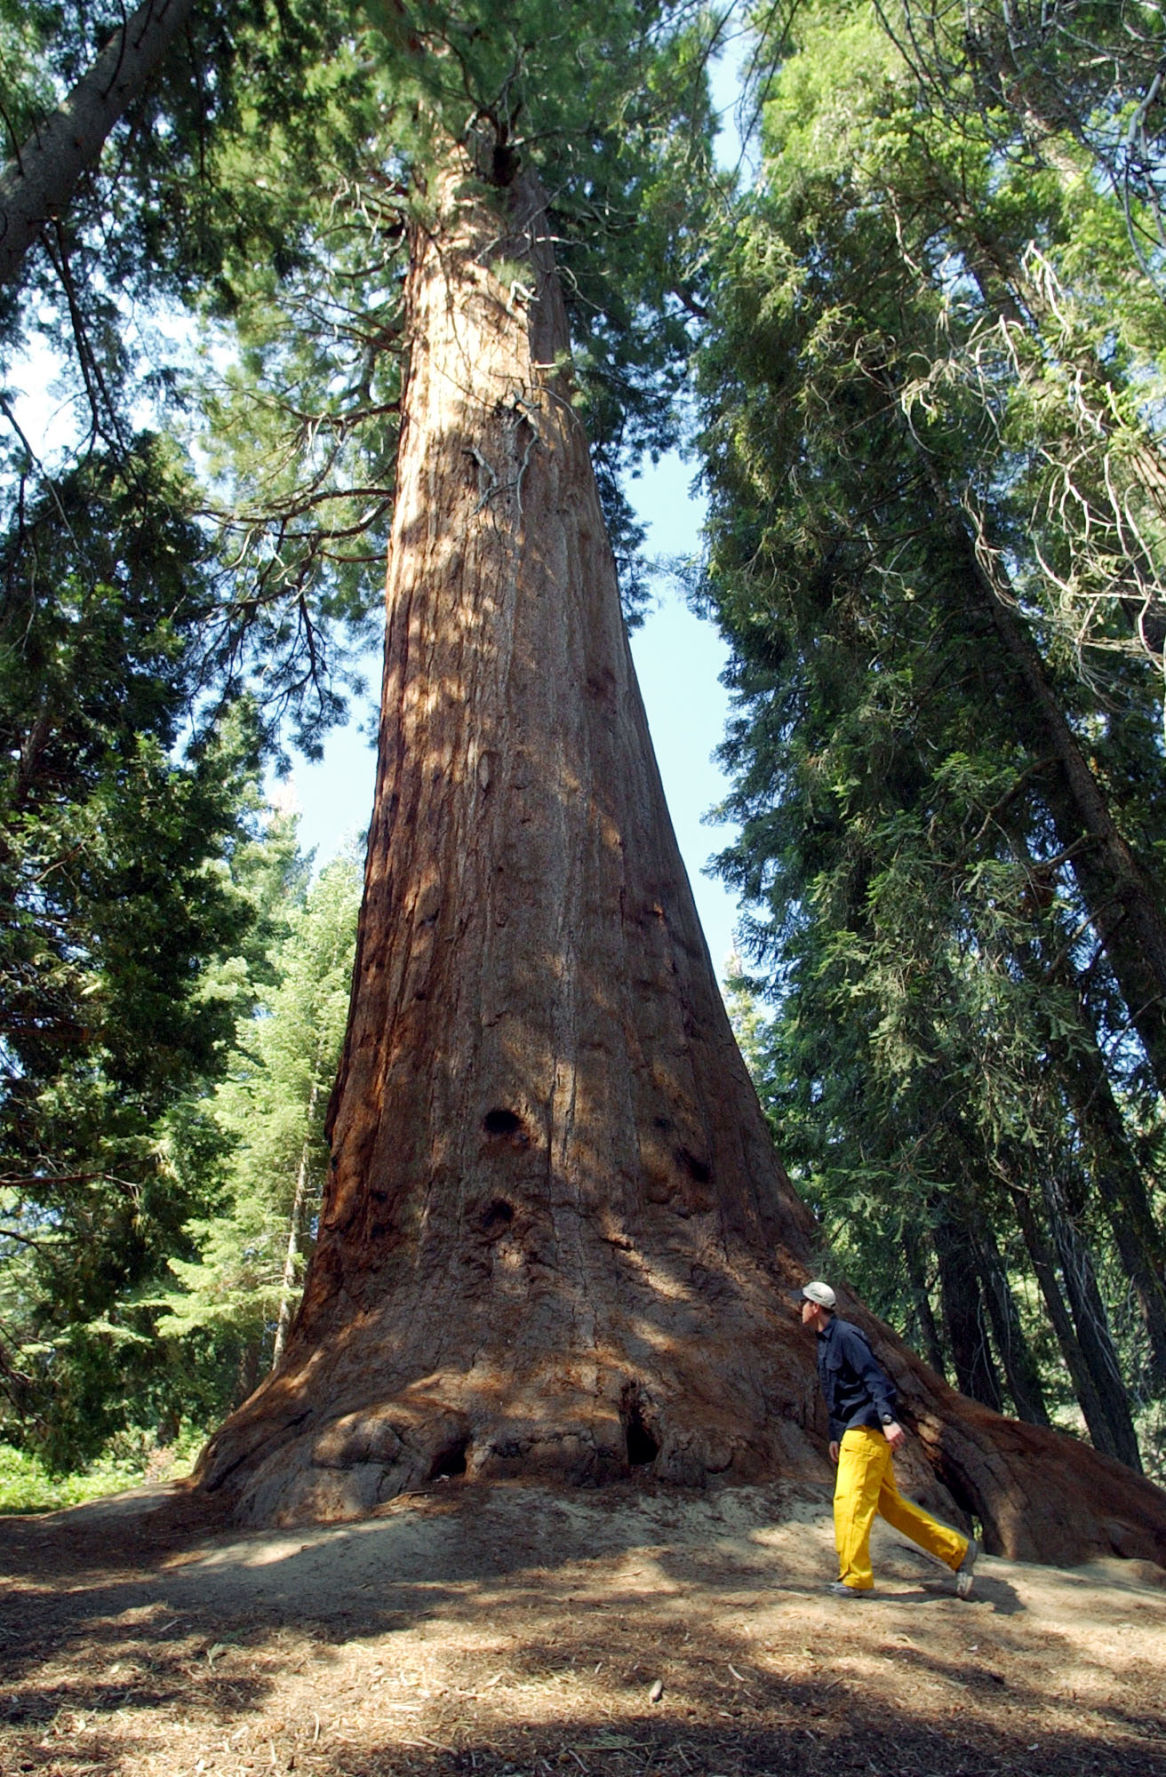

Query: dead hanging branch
[897,242,1166,721]
[0,1168,147,1196]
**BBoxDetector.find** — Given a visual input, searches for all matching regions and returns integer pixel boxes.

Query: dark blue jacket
[816,1315,898,1442]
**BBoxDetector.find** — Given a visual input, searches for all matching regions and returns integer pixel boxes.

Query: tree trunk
[0,0,196,291]
[933,1209,1004,1411]
[913,445,1166,1095]
[232,1338,261,1412]
[902,1222,948,1379]
[1004,821,1166,1390]
[973,1220,1051,1427]
[1041,1173,1143,1472]
[1008,1178,1132,1461]
[196,138,1166,1568]
[972,558,1166,1093]
[271,1079,321,1373]
[1062,1010,1166,1389]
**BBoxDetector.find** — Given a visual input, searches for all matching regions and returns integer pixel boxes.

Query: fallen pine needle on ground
[1,1478,1164,1777]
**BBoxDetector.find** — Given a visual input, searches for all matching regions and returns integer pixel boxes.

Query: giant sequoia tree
[196,36,1166,1560]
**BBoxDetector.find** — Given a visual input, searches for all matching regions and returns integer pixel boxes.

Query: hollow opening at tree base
[429,1435,470,1481]
[621,1390,661,1468]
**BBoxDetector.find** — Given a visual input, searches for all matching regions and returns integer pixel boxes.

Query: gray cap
[793,1280,837,1310]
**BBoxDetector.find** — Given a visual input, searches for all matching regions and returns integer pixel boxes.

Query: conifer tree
[0,0,194,291]
[0,439,268,1460]
[694,0,1166,1475]
[162,849,361,1399]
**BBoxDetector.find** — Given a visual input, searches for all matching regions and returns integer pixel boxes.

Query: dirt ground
[2,1478,1165,1777]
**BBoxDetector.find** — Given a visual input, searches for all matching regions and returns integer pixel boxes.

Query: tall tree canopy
[698,0,1166,1477]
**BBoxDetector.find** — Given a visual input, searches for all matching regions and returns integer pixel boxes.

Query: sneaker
[955,1538,979,1599]
[827,1581,871,1598]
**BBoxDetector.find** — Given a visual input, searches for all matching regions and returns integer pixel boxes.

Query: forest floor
[1,1478,1165,1777]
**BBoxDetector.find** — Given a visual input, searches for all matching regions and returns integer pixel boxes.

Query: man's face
[801,1296,820,1328]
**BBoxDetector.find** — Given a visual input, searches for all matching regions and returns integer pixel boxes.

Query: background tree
[0,0,397,1465]
[695,0,1166,1476]
[1,0,391,760]
[160,848,361,1405]
[0,0,195,291]
[0,436,269,1463]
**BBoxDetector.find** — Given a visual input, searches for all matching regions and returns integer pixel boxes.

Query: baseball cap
[791,1280,836,1310]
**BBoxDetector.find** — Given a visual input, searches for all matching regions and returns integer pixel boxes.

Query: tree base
[197,1348,830,1528]
[196,1304,1166,1570]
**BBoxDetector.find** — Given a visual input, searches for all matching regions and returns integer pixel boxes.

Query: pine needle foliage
[696,0,1166,1473]
[158,850,361,1407]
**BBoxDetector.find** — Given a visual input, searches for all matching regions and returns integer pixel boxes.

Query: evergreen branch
[0,1227,56,1254]
[0,1171,146,1193]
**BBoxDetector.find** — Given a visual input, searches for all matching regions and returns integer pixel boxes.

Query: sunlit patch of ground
[1,1480,1164,1776]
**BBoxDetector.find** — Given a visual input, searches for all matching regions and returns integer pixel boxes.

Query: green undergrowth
[0,1425,206,1513]
[1135,1402,1166,1485]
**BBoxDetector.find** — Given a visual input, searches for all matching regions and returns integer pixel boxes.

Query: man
[795,1280,979,1599]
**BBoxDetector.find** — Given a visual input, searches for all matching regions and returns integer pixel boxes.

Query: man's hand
[883,1420,905,1450]
[829,1440,840,1464]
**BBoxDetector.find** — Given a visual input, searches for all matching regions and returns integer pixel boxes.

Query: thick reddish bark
[0,0,195,291]
[197,142,1166,1569]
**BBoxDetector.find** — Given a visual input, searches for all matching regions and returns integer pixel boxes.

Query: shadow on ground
[1,1478,1163,1777]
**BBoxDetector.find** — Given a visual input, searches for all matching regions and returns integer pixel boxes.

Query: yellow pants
[834,1426,969,1591]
